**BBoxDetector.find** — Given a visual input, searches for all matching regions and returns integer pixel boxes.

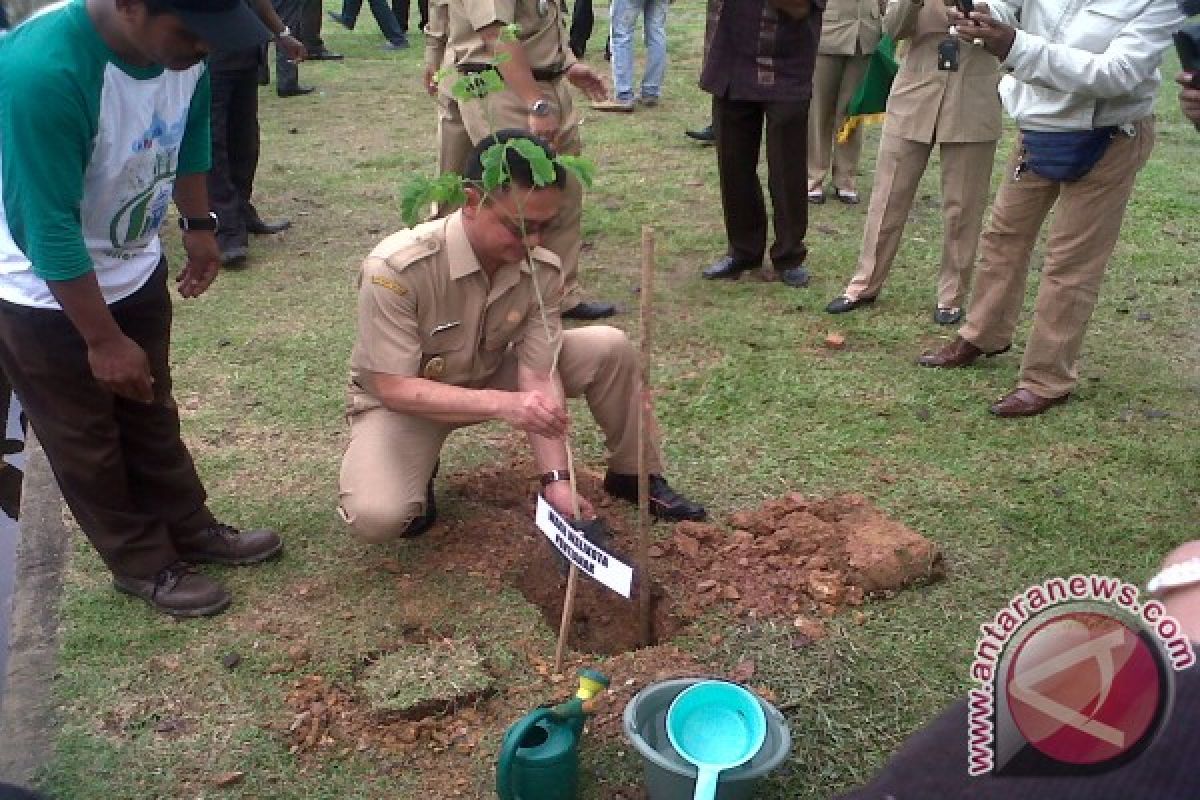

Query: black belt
[457,62,564,82]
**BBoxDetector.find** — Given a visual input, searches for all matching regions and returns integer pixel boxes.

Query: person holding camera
[1180,72,1200,128]
[825,0,1002,325]
[917,0,1185,417]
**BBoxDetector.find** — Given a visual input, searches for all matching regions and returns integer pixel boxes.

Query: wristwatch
[274,25,292,41]
[539,469,571,487]
[178,212,218,232]
[529,97,553,117]
[1147,557,1200,596]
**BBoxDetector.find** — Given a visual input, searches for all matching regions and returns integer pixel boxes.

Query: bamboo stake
[553,443,585,673]
[637,226,656,647]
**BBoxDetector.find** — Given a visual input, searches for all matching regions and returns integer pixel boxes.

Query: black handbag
[1018,127,1118,182]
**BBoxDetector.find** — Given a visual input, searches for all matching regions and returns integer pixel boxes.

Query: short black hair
[461,130,568,192]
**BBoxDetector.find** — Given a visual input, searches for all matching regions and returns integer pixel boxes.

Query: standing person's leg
[1015,119,1155,401]
[764,99,811,277]
[569,0,594,58]
[608,0,640,104]
[936,139,998,312]
[829,52,870,198]
[712,96,768,268]
[273,0,309,93]
[206,67,249,260]
[301,0,324,53]
[390,0,412,34]
[806,54,843,196]
[418,0,428,30]
[226,67,264,245]
[331,0,364,27]
[436,93,471,178]
[367,0,408,44]
[639,0,668,102]
[954,141,1060,355]
[840,134,932,303]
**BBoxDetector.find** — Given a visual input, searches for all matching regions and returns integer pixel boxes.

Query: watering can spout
[495,668,610,800]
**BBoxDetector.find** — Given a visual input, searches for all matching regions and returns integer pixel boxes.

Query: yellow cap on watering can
[577,668,609,702]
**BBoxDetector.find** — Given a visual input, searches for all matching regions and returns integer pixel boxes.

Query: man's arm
[1179,72,1200,130]
[479,23,561,143]
[882,0,922,42]
[173,69,219,298]
[516,365,594,520]
[249,0,307,61]
[424,0,449,96]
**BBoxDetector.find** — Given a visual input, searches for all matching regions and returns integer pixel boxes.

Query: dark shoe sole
[113,581,232,617]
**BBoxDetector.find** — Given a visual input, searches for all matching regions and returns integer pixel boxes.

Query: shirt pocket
[419,325,467,381]
[482,307,526,352]
[1070,2,1138,53]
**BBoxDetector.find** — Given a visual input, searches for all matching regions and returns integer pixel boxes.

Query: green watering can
[496,668,610,800]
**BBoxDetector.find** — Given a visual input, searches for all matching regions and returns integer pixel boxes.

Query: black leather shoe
[400,470,438,538]
[826,294,876,314]
[602,472,707,522]
[932,306,963,325]
[778,266,811,288]
[220,245,248,266]
[562,301,617,320]
[327,11,353,28]
[175,523,283,566]
[309,49,344,61]
[113,562,231,617]
[277,85,316,98]
[702,256,759,280]
[685,124,715,144]
[246,217,291,235]
[382,37,410,50]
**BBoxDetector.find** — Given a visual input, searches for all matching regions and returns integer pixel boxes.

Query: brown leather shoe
[113,563,231,617]
[175,523,283,566]
[916,336,1009,368]
[989,388,1070,418]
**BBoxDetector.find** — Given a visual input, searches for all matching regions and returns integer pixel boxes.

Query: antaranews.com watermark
[968,574,1194,777]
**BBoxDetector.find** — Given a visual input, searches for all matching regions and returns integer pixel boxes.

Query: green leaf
[554,155,596,189]
[480,143,509,192]
[510,139,557,187]
[399,173,466,227]
[498,23,521,43]
[433,65,457,88]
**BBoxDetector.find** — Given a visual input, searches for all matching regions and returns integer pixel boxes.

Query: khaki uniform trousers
[458,76,584,312]
[436,90,472,177]
[960,117,1155,399]
[338,326,664,543]
[845,134,997,309]
[807,52,871,194]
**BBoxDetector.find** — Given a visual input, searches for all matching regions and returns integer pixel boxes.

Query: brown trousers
[436,90,472,177]
[338,326,664,543]
[845,134,997,309]
[807,52,870,194]
[713,95,811,269]
[0,264,215,579]
[960,117,1155,398]
[459,77,585,311]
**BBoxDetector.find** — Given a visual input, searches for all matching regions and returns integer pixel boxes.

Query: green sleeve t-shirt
[0,0,211,309]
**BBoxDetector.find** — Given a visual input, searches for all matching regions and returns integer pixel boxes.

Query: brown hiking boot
[113,563,231,617]
[175,523,283,566]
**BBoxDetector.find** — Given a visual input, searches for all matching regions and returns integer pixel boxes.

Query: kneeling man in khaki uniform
[338,132,706,543]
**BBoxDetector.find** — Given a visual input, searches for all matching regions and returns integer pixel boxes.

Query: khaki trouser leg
[1017,118,1155,398]
[436,93,472,177]
[459,80,585,311]
[808,53,868,193]
[338,403,450,544]
[936,139,998,309]
[958,142,1059,354]
[844,134,932,301]
[489,328,665,475]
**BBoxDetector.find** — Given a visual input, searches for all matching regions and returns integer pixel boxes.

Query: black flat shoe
[247,217,291,235]
[309,49,344,61]
[562,301,617,320]
[826,294,877,314]
[702,256,759,280]
[327,11,353,29]
[602,472,707,522]
[277,85,316,98]
[933,306,963,325]
[685,124,715,143]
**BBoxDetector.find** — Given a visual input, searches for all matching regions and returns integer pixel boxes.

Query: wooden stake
[553,449,584,673]
[637,226,656,647]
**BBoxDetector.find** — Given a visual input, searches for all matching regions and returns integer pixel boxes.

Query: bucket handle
[496,708,555,800]
[692,764,720,800]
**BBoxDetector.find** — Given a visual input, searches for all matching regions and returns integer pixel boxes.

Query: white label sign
[535,495,634,599]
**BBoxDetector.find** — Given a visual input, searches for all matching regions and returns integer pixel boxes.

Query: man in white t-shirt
[0,0,284,617]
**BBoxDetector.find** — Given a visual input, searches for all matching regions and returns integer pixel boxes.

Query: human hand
[565,63,608,102]
[423,64,439,96]
[1178,72,1200,130]
[950,6,1014,60]
[177,231,220,298]
[527,111,562,147]
[279,34,307,63]
[543,480,595,521]
[88,333,154,402]
[501,390,568,438]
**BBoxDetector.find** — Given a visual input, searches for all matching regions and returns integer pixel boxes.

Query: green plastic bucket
[623,678,791,800]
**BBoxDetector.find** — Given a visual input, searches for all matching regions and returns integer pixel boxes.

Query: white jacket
[984,0,1185,131]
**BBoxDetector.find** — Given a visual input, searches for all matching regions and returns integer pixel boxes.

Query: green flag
[837,35,899,144]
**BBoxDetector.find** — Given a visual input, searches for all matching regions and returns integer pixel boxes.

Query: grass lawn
[33,4,1199,799]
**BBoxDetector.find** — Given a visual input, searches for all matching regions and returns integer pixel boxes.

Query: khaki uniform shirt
[445,0,577,71]
[881,0,1002,144]
[818,0,884,56]
[349,212,564,412]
